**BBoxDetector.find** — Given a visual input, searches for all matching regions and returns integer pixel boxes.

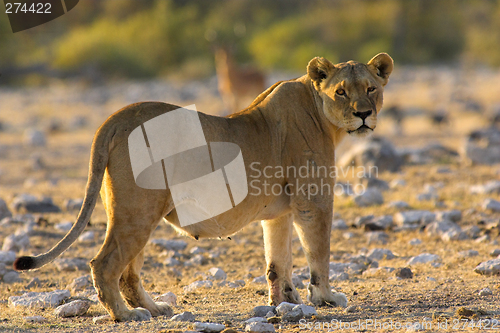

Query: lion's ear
[367,53,393,86]
[307,57,335,88]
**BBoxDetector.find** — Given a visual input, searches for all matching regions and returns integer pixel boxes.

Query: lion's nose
[353,110,372,120]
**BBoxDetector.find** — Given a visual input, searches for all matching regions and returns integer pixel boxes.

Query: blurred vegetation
[1,0,500,82]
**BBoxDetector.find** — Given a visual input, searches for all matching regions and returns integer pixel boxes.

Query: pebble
[490,249,500,257]
[170,311,195,322]
[366,231,389,245]
[245,322,276,333]
[282,307,303,322]
[390,179,406,189]
[155,291,177,306]
[329,272,349,281]
[463,225,481,239]
[435,210,462,222]
[93,314,112,324]
[470,181,500,195]
[364,177,390,191]
[187,254,207,266]
[26,277,42,289]
[275,302,296,316]
[8,290,71,308]
[343,232,356,240]
[190,246,207,255]
[2,271,21,283]
[245,317,267,324]
[54,300,90,317]
[78,231,95,242]
[24,316,47,323]
[208,267,227,281]
[474,258,500,275]
[193,322,226,333]
[2,230,30,252]
[23,129,46,147]
[407,253,440,266]
[0,250,16,264]
[64,198,84,211]
[226,280,246,288]
[293,304,317,317]
[483,199,500,212]
[331,219,348,230]
[12,194,60,213]
[252,276,267,284]
[479,287,493,296]
[354,188,384,207]
[164,257,181,267]
[441,229,468,242]
[150,239,188,251]
[425,220,460,237]
[54,258,89,272]
[395,267,413,279]
[394,211,435,226]
[253,305,276,317]
[354,215,374,228]
[475,235,490,243]
[458,250,479,257]
[409,238,422,245]
[387,201,410,210]
[55,221,74,232]
[0,198,12,220]
[366,248,395,261]
[183,280,213,292]
[67,275,92,292]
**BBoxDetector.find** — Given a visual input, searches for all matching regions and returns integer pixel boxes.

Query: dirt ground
[1,66,500,332]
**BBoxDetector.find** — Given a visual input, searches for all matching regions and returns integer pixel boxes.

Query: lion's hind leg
[120,249,173,317]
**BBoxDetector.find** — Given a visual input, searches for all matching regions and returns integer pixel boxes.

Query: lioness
[14,53,393,322]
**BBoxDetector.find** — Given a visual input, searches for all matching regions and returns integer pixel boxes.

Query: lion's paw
[307,285,348,308]
[119,308,152,322]
[150,302,174,317]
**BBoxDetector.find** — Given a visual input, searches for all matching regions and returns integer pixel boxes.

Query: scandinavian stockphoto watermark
[128,105,248,228]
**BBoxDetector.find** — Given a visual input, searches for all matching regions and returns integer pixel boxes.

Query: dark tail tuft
[13,256,36,271]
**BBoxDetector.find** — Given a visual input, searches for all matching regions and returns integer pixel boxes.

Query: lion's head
[307,53,393,138]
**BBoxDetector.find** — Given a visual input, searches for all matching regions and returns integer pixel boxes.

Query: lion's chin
[346,124,374,138]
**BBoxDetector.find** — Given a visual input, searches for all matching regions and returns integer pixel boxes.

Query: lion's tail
[14,122,116,271]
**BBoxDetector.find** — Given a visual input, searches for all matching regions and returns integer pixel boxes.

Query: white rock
[367,248,395,261]
[55,221,74,232]
[425,220,461,237]
[208,267,227,281]
[331,219,348,230]
[93,314,112,324]
[24,316,47,323]
[24,129,46,147]
[281,307,303,321]
[193,322,226,332]
[170,311,195,322]
[354,188,384,207]
[441,229,468,242]
[387,201,410,210]
[293,304,317,317]
[483,199,500,212]
[458,250,479,257]
[394,211,435,226]
[78,231,95,242]
[54,300,90,317]
[150,239,187,251]
[474,259,500,275]
[253,305,276,317]
[2,230,30,252]
[2,271,21,283]
[183,280,213,292]
[164,257,181,267]
[470,181,500,195]
[276,302,296,315]
[366,231,389,245]
[435,210,462,222]
[343,232,355,240]
[245,317,267,324]
[252,275,267,284]
[407,253,440,266]
[8,290,70,309]
[67,275,92,292]
[54,258,89,271]
[390,179,406,189]
[0,250,16,264]
[189,246,207,254]
[155,291,177,306]
[329,272,349,282]
[479,287,493,296]
[245,322,276,333]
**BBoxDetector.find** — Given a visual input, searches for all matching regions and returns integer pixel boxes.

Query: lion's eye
[336,89,346,96]
[367,86,376,93]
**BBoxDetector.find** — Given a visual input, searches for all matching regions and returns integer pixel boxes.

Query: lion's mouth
[347,124,373,134]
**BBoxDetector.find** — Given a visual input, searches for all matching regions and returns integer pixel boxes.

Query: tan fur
[215,47,266,113]
[16,53,393,321]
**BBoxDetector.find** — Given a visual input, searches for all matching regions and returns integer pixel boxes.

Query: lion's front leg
[262,214,302,306]
[293,207,348,308]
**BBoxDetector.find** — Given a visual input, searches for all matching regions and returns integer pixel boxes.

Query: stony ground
[0,67,500,332]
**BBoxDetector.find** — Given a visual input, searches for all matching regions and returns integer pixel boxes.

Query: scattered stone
[282,307,303,322]
[2,271,21,283]
[170,311,195,322]
[337,136,403,172]
[425,220,461,237]
[155,291,177,306]
[164,257,181,267]
[441,229,468,242]
[208,267,227,281]
[390,179,406,189]
[12,195,60,213]
[0,250,16,264]
[409,238,422,245]
[190,246,207,255]
[407,253,440,266]
[8,290,70,309]
[329,272,349,281]
[483,199,500,213]
[67,275,92,292]
[0,198,12,220]
[23,129,46,147]
[490,249,500,257]
[266,316,280,323]
[54,258,89,272]
[475,235,490,243]
[458,250,479,257]
[245,317,267,324]
[276,302,296,316]
[55,221,74,232]
[363,177,390,191]
[253,306,276,317]
[354,215,374,228]
[78,231,95,242]
[245,321,275,333]
[64,198,84,211]
[252,276,267,284]
[343,232,356,240]
[470,181,500,195]
[2,230,30,252]
[150,239,188,251]
[187,254,207,266]
[226,280,246,288]
[479,288,493,296]
[370,215,393,230]
[93,315,112,324]
[331,219,348,230]
[291,275,305,289]
[474,259,500,275]
[193,322,226,333]
[366,231,389,245]
[183,280,213,292]
[293,304,317,317]
[26,277,42,289]
[463,225,481,239]
[24,316,47,323]
[367,248,395,261]
[354,188,384,207]
[394,211,435,226]
[435,210,462,222]
[426,277,437,282]
[463,127,500,164]
[395,267,413,279]
[54,300,90,317]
